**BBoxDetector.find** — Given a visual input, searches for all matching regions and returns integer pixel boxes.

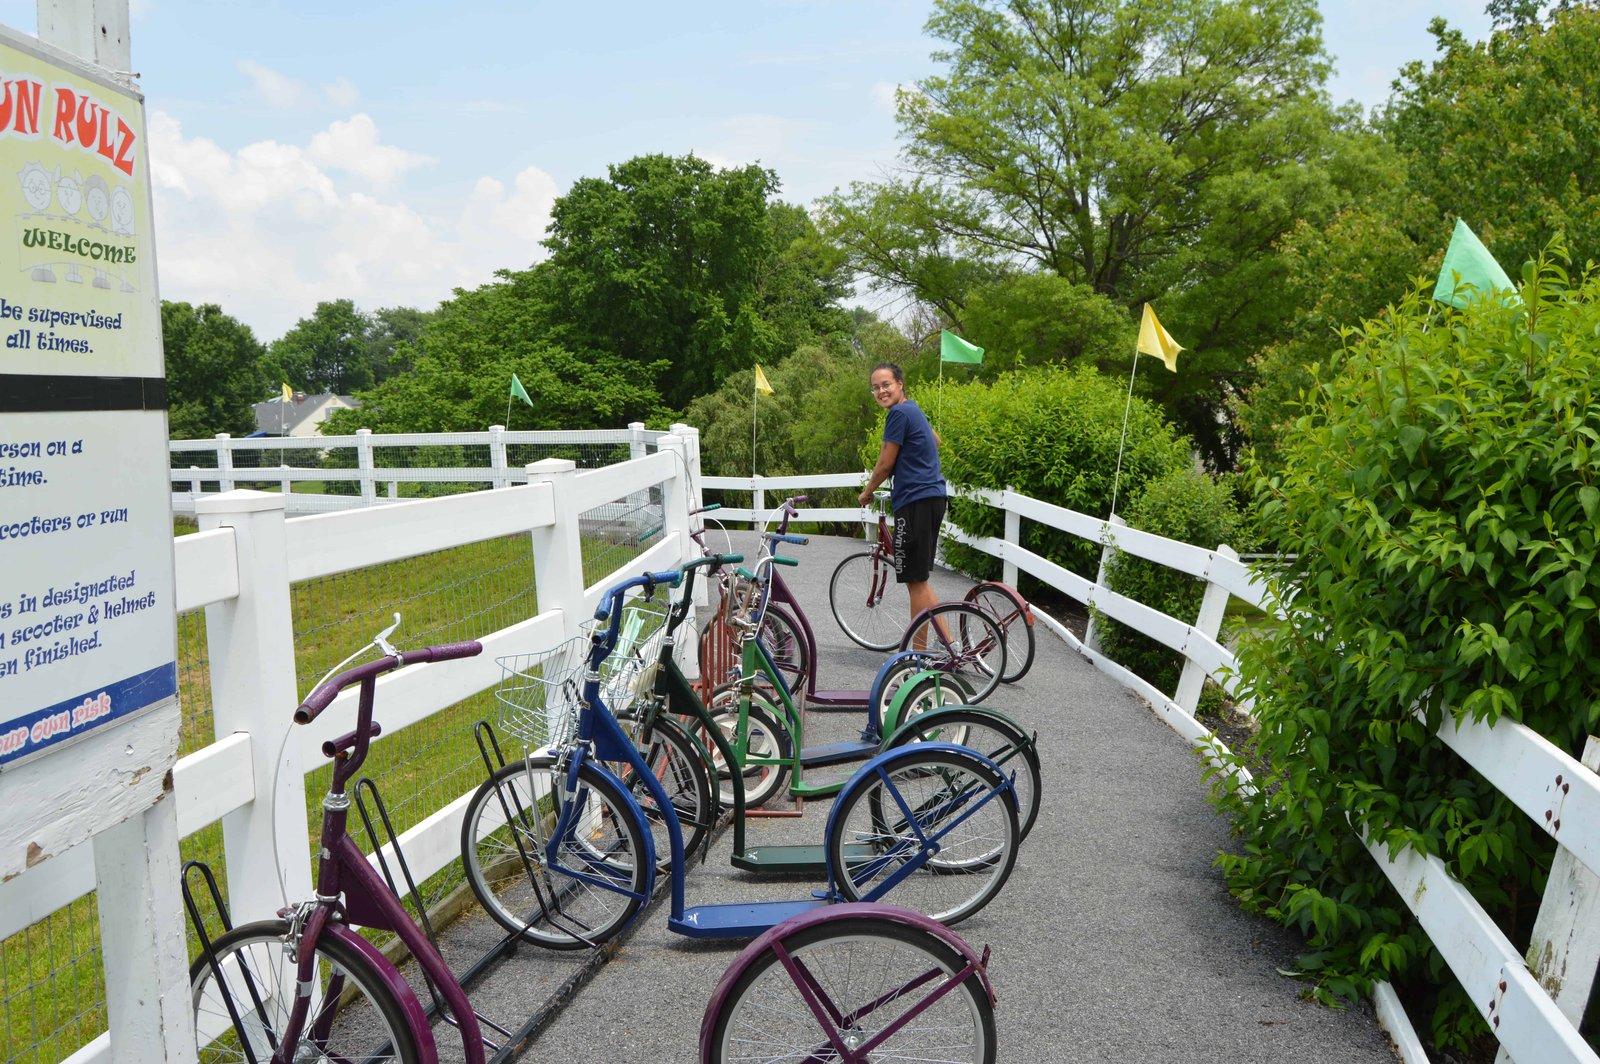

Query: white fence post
[752,474,765,530]
[669,423,703,510]
[1494,736,1600,1064]
[194,490,314,925]
[1082,514,1124,654]
[670,425,711,616]
[1002,487,1021,588]
[528,460,588,637]
[214,433,234,492]
[660,432,692,559]
[488,425,509,490]
[92,792,198,1062]
[189,465,202,496]
[1174,543,1238,716]
[357,428,377,504]
[629,421,648,462]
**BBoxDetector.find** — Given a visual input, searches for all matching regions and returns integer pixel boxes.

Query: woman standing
[857,362,946,627]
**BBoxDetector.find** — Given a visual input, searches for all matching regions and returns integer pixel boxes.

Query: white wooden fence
[167,423,664,515]
[0,425,703,1063]
[2,437,1593,1062]
[706,472,1600,1064]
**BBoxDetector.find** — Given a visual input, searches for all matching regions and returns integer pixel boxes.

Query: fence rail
[168,423,668,515]
[2,437,1594,1062]
[705,472,1600,1064]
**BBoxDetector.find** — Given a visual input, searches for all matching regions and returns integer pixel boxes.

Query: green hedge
[1211,251,1600,1055]
[936,366,1193,586]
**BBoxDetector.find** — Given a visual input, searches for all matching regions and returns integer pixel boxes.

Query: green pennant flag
[1432,219,1519,308]
[509,373,533,407]
[940,329,984,364]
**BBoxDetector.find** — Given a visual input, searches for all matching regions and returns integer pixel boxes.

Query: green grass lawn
[1,517,660,1063]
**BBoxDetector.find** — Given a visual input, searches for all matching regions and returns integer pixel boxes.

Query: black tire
[706,685,794,809]
[459,757,650,950]
[615,713,714,869]
[191,919,421,1064]
[899,602,1007,704]
[828,748,1019,926]
[705,916,996,1064]
[967,583,1036,683]
[758,603,809,697]
[886,698,1043,842]
[829,550,907,651]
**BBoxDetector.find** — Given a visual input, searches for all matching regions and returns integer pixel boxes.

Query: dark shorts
[892,496,946,584]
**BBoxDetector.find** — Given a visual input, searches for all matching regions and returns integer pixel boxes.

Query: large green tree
[1240,5,1600,473]
[161,301,268,439]
[269,299,376,395]
[821,0,1373,466]
[362,305,431,384]
[538,154,849,410]
[324,268,668,435]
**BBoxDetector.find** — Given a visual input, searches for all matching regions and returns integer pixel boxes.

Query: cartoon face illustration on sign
[85,174,110,224]
[56,169,83,215]
[19,162,52,211]
[110,186,134,234]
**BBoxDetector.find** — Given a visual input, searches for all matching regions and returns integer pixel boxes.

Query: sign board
[0,27,176,770]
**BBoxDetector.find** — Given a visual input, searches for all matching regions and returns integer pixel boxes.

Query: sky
[1,0,1497,344]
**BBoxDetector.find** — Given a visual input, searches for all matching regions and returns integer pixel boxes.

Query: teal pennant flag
[509,373,533,407]
[940,329,984,364]
[1432,219,1519,308]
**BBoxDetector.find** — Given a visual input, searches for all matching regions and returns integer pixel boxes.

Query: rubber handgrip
[736,567,755,580]
[683,553,743,571]
[296,682,343,723]
[403,641,483,665]
[772,533,808,545]
[773,556,799,567]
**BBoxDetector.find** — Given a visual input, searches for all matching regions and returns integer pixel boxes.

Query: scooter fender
[866,650,941,711]
[698,901,998,1060]
[880,669,976,734]
[319,923,440,1062]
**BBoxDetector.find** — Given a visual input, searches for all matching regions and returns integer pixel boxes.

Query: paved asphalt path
[418,532,1400,1064]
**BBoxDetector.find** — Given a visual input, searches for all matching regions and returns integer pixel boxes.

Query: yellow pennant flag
[281,381,293,401]
[754,364,774,396]
[1137,304,1183,373]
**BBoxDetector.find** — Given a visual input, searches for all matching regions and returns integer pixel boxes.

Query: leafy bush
[936,366,1193,585]
[1210,253,1600,1054]
[1094,469,1246,693]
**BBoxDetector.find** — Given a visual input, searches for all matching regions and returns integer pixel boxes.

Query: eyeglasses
[869,383,897,394]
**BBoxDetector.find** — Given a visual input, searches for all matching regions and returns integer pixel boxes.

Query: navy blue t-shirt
[883,399,946,511]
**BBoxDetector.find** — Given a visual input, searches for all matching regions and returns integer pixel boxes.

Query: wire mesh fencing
[5,431,672,1061]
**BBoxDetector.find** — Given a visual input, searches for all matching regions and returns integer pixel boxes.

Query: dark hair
[870,362,904,383]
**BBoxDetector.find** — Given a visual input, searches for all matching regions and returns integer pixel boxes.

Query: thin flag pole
[751,381,758,483]
[1108,350,1140,519]
[505,391,513,431]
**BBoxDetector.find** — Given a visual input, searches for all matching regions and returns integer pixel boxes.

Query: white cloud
[308,114,432,189]
[237,59,304,108]
[698,113,821,173]
[324,77,360,109]
[148,111,559,341]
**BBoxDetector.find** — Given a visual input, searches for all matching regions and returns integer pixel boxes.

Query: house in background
[250,391,359,437]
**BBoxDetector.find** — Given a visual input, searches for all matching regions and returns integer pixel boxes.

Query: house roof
[250,392,359,436]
